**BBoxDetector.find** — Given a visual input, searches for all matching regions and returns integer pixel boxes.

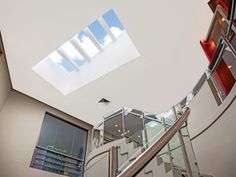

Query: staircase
[117,139,142,169]
[86,108,214,177]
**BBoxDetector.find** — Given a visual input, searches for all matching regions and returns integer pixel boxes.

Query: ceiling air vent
[98,98,110,104]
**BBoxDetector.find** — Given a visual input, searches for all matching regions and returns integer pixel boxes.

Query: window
[88,20,112,47]
[102,9,125,38]
[31,113,88,177]
[49,51,76,74]
[73,31,99,58]
[32,9,140,95]
[60,41,87,68]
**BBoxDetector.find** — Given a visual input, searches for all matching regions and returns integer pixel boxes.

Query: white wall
[0,91,93,177]
[192,98,236,177]
[187,82,236,177]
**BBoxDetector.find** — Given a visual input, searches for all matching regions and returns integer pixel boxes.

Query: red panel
[214,59,235,95]
[217,0,230,11]
[208,0,230,13]
[200,40,217,62]
[200,40,235,95]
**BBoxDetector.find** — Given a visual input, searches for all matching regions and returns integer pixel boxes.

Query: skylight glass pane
[88,20,112,47]
[102,9,125,38]
[49,51,75,73]
[73,31,99,58]
[60,41,87,67]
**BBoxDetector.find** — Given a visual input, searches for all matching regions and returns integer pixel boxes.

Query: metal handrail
[116,108,190,177]
[226,0,236,36]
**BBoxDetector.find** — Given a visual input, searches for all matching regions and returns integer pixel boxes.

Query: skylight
[60,41,87,67]
[48,51,75,73]
[102,9,125,38]
[33,9,140,95]
[88,20,112,47]
[73,31,99,58]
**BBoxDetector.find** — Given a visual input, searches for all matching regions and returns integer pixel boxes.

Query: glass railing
[113,108,200,177]
[132,125,200,177]
[115,128,166,175]
[88,2,236,177]
[92,106,182,149]
[114,106,188,176]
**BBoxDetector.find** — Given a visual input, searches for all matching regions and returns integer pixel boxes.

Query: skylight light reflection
[102,9,125,38]
[60,41,87,67]
[49,51,75,73]
[88,20,112,47]
[73,32,99,58]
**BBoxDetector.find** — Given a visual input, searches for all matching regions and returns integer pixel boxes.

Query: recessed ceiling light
[228,65,232,69]
[115,124,118,127]
[118,129,121,132]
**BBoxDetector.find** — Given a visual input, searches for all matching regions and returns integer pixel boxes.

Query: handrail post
[110,146,116,177]
[178,130,194,177]
[162,117,174,169]
[142,112,149,148]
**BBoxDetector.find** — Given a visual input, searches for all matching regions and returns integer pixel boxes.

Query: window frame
[31,112,88,176]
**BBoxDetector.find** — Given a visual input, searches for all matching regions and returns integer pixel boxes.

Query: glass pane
[38,114,60,148]
[157,144,171,163]
[102,9,125,38]
[37,114,87,160]
[169,133,186,170]
[158,109,176,127]
[60,41,87,67]
[71,126,87,159]
[144,118,165,146]
[54,120,73,156]
[88,20,112,47]
[223,46,236,79]
[73,31,99,58]
[181,127,200,177]
[230,34,236,50]
[133,131,187,177]
[208,12,228,45]
[104,114,123,143]
[213,49,235,96]
[124,113,143,146]
[49,51,75,73]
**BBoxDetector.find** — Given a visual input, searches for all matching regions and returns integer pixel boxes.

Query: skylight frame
[73,31,100,58]
[87,20,113,48]
[33,9,140,95]
[48,51,76,74]
[59,41,88,68]
[48,9,126,74]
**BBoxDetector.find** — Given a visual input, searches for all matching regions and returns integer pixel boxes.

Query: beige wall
[0,91,93,177]
[192,97,236,177]
[0,53,11,110]
[187,82,218,138]
[187,82,236,177]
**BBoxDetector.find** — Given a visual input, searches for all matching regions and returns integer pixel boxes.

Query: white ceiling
[0,0,212,126]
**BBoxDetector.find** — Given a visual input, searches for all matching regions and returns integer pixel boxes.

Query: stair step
[172,168,182,177]
[156,156,163,165]
[164,162,172,173]
[201,174,213,177]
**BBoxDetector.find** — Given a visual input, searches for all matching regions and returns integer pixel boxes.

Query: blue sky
[49,9,125,74]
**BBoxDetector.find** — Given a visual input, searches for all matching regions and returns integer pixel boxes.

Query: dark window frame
[30,112,88,177]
